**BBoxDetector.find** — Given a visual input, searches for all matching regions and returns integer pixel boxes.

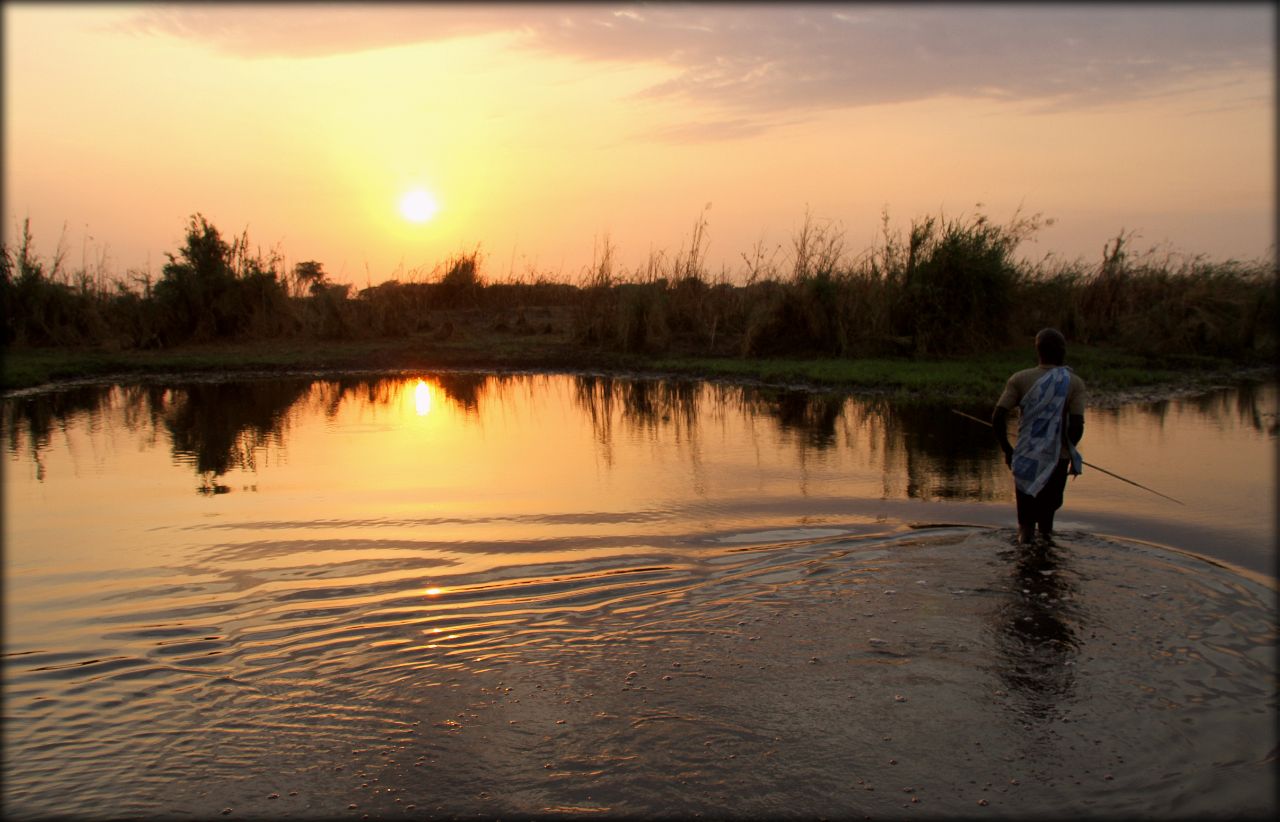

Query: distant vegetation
[3,208,1275,369]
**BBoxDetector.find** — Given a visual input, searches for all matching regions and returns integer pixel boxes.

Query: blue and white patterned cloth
[1011,366,1082,496]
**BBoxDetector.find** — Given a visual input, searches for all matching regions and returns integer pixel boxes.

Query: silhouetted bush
[896,213,1020,356]
[1066,234,1277,357]
[435,249,483,308]
[1,219,110,346]
[151,214,293,344]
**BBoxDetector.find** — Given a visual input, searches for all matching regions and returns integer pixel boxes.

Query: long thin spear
[950,408,1186,506]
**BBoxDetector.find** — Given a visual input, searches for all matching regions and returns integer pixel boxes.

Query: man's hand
[1001,445,1013,468]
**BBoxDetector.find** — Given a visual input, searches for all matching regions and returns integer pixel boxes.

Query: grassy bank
[4,208,1275,402]
[4,329,1267,405]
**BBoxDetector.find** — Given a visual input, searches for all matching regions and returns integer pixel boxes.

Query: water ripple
[3,528,1275,819]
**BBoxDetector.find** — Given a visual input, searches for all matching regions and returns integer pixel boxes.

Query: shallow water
[3,373,1276,818]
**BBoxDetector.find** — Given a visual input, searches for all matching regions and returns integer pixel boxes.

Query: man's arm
[992,373,1023,468]
[992,406,1014,467]
[1067,374,1085,447]
[1067,413,1084,446]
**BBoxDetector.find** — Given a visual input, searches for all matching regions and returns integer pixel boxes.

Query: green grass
[654,345,1194,398]
[1,340,399,391]
[5,337,1260,405]
[1,317,616,392]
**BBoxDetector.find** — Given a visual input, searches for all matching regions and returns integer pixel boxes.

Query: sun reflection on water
[414,379,432,417]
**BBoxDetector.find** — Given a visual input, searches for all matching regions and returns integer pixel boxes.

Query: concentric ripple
[4,525,1274,819]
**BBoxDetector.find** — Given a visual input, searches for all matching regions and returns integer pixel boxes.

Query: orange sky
[3,3,1274,288]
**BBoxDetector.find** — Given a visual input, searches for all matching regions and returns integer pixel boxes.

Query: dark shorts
[1015,459,1070,532]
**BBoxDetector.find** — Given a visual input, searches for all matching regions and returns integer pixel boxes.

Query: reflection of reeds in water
[571,376,1011,501]
[1174,380,1275,435]
[1090,378,1278,436]
[4,384,119,481]
[4,384,115,458]
[3,374,534,490]
[878,402,1009,501]
[5,373,1266,503]
[572,376,707,470]
[163,381,310,476]
[0,375,1016,501]
[434,372,497,415]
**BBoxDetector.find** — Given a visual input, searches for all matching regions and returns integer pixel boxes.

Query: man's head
[1035,328,1067,365]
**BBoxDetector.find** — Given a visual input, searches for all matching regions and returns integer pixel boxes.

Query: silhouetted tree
[293,260,327,296]
[153,214,292,343]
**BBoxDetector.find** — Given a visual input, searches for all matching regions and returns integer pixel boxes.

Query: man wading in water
[992,328,1086,545]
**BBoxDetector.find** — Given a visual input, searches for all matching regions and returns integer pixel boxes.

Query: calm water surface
[3,373,1275,818]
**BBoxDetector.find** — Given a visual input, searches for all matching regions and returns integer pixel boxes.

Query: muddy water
[3,373,1275,818]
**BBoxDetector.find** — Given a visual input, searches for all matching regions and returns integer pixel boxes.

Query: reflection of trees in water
[574,376,617,465]
[569,378,1007,501]
[286,372,512,424]
[11,374,1268,500]
[434,373,495,415]
[573,376,702,433]
[118,385,170,443]
[989,544,1082,726]
[746,389,846,449]
[0,374,1031,502]
[310,376,400,419]
[4,381,306,491]
[163,381,312,490]
[5,380,309,493]
[3,385,118,481]
[161,374,511,492]
[1190,379,1277,435]
[876,402,1006,501]
[303,373,502,420]
[3,375,529,492]
[572,376,705,470]
[1112,380,1277,435]
[741,392,1006,501]
[164,373,528,491]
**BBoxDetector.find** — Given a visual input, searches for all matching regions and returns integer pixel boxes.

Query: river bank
[2,329,1273,405]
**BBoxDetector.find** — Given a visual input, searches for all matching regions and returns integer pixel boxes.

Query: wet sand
[128,527,1276,820]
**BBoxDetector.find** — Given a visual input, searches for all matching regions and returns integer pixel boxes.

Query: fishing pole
[950,408,1186,506]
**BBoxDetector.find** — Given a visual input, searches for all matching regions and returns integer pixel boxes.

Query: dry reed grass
[4,211,1275,364]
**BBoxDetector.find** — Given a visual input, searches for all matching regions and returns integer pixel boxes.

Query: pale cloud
[637,116,791,144]
[112,2,1276,134]
[106,3,568,58]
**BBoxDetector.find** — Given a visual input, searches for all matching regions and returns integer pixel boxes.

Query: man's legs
[1014,489,1038,544]
[1034,460,1070,538]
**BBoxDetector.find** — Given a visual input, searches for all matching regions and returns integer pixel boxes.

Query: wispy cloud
[637,116,796,144]
[108,3,567,58]
[114,3,1275,136]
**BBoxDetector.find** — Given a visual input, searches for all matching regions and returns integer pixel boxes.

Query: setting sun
[399,188,439,224]
[2,4,1273,285]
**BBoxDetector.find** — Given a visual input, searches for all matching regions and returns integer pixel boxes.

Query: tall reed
[3,210,1275,363]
